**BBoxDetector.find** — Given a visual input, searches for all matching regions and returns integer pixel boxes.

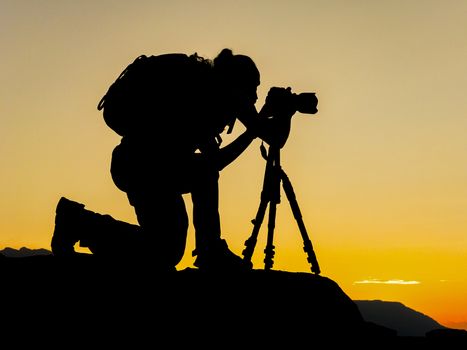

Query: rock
[1,255,394,345]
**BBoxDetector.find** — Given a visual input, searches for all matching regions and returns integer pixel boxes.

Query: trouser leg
[51,196,142,257]
[79,212,143,256]
[130,192,189,268]
[190,163,221,251]
[188,158,251,271]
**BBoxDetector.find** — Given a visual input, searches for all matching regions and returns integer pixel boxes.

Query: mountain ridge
[354,299,447,337]
[0,246,52,257]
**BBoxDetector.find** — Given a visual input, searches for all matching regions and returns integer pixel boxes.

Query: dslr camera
[262,87,318,119]
[258,87,318,148]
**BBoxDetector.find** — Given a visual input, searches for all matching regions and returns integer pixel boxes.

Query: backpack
[97,53,210,137]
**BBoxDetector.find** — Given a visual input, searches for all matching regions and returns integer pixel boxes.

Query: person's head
[213,48,260,114]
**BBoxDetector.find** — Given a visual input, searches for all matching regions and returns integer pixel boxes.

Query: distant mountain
[354,299,446,337]
[0,247,52,258]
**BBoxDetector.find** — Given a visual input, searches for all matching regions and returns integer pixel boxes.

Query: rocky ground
[2,254,466,346]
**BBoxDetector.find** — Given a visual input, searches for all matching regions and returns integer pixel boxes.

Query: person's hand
[253,87,296,148]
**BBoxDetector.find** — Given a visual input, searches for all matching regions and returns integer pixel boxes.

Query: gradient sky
[1,0,466,330]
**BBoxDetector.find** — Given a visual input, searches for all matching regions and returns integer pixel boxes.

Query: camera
[263,87,318,118]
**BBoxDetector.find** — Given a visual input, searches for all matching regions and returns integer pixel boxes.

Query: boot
[193,238,252,271]
[51,197,87,256]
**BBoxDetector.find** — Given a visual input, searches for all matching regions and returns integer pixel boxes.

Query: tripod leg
[264,197,277,270]
[242,150,275,264]
[264,148,281,270]
[242,198,268,264]
[280,169,321,274]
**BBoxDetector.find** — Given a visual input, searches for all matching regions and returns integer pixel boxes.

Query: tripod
[242,144,321,274]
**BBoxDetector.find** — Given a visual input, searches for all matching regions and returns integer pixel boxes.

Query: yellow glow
[1,1,466,330]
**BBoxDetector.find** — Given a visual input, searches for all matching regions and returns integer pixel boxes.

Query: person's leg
[189,156,251,270]
[51,197,142,257]
[190,160,221,250]
[51,195,187,270]
[80,213,144,257]
[129,191,188,269]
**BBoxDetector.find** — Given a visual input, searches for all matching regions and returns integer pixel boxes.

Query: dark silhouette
[0,247,52,258]
[355,300,447,336]
[1,255,389,344]
[229,85,320,274]
[242,137,320,273]
[3,250,465,344]
[51,48,318,271]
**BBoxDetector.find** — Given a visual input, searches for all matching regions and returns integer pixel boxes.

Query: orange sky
[1,0,466,330]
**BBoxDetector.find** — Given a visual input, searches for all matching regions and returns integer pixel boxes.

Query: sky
[1,0,466,330]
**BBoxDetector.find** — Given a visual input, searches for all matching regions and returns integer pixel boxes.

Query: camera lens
[295,93,318,114]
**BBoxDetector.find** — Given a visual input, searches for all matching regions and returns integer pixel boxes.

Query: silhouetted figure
[52,48,268,271]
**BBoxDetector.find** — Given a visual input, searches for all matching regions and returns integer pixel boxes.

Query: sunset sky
[1,0,466,330]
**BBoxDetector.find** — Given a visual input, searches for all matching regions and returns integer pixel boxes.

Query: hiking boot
[193,239,252,271]
[51,197,86,257]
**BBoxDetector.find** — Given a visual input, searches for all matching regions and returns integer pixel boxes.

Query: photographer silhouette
[52,49,266,271]
[51,48,318,273]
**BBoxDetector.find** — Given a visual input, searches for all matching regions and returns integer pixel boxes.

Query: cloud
[354,279,420,285]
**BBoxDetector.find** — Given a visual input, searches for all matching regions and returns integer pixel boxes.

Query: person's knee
[132,194,189,264]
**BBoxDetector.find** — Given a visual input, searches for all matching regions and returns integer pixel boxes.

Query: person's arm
[237,101,292,149]
[215,128,257,171]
